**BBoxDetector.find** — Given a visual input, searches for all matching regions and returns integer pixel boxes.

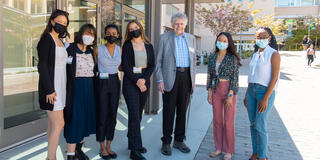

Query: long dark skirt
[64,77,96,144]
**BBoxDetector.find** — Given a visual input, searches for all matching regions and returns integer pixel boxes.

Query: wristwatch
[227,93,233,98]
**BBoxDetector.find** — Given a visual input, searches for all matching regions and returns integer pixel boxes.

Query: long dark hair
[41,9,70,38]
[254,27,278,52]
[74,24,97,50]
[124,20,149,43]
[215,32,241,66]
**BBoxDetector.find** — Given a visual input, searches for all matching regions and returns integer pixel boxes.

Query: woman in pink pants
[207,32,241,160]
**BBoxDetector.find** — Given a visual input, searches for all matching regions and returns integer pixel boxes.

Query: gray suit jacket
[155,30,196,93]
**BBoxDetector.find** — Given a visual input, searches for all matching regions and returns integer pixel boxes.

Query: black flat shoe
[67,155,77,160]
[99,153,111,160]
[139,147,147,154]
[75,143,89,160]
[109,152,117,159]
[130,150,146,160]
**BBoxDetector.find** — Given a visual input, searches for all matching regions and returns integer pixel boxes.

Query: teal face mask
[216,41,228,50]
[256,39,269,48]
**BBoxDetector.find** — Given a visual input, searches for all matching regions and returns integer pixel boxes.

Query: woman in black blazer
[37,9,70,160]
[122,20,155,160]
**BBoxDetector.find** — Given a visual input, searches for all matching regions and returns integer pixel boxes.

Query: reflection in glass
[67,0,97,43]
[123,0,146,13]
[101,0,122,45]
[161,0,185,33]
[301,0,316,6]
[2,0,56,129]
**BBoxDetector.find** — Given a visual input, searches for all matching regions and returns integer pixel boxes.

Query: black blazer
[64,43,98,125]
[121,41,155,83]
[37,33,58,111]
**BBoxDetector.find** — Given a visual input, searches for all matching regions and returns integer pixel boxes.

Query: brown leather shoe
[173,141,190,153]
[161,143,172,156]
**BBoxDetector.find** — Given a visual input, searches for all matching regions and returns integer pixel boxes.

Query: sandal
[223,153,233,160]
[209,150,222,158]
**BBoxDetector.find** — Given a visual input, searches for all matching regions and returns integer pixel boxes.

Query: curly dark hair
[254,27,278,52]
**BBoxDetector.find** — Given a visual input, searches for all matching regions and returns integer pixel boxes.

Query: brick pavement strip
[194,52,320,160]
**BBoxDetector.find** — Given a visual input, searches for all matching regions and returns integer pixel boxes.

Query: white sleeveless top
[50,34,67,111]
[248,45,279,90]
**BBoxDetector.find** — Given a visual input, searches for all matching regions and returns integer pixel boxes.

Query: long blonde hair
[124,20,149,43]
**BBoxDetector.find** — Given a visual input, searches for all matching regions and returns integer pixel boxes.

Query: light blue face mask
[216,41,228,50]
[256,39,269,48]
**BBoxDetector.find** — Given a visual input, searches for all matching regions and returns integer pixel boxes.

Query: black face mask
[53,22,67,34]
[129,29,142,38]
[105,36,118,44]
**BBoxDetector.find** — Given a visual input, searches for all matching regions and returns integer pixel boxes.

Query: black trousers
[123,76,150,150]
[308,55,314,65]
[96,74,120,142]
[161,70,191,144]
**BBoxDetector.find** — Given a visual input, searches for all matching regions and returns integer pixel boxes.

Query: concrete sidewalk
[195,51,320,160]
[0,66,213,160]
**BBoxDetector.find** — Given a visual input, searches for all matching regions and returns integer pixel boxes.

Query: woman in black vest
[122,20,155,160]
[37,9,69,160]
[64,24,97,160]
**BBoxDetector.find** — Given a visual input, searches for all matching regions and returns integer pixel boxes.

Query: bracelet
[227,93,233,98]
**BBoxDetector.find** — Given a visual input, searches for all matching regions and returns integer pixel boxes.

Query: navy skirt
[64,77,96,143]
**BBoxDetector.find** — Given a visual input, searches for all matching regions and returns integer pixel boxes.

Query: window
[276,0,318,7]
[2,0,56,129]
[123,0,146,13]
[301,0,315,6]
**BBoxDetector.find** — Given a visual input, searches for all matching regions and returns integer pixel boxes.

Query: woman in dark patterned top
[207,32,241,160]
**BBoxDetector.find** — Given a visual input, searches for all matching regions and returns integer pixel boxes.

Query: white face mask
[82,35,94,45]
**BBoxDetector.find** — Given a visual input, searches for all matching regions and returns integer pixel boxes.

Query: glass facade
[123,0,146,13]
[161,0,185,33]
[2,0,56,129]
[0,0,148,149]
[276,0,319,7]
[67,0,98,42]
[101,0,122,44]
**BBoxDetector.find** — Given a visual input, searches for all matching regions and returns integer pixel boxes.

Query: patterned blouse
[75,47,94,77]
[206,52,239,94]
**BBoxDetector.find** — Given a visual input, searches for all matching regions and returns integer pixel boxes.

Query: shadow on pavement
[194,86,303,160]
[280,72,293,81]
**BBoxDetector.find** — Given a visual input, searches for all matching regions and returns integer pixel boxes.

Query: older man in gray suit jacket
[155,12,196,156]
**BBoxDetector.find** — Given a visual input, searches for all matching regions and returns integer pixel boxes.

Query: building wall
[275,6,319,17]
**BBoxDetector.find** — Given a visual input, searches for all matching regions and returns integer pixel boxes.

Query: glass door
[65,0,101,44]
[1,0,56,149]
[122,4,145,43]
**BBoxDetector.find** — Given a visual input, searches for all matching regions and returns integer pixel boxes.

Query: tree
[195,3,253,35]
[283,17,320,50]
[253,15,287,37]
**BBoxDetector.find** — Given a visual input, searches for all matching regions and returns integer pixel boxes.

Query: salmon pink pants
[212,81,237,154]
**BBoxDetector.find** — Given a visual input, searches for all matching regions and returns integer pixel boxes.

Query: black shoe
[109,152,117,159]
[173,141,191,153]
[130,150,146,160]
[75,143,89,160]
[161,143,172,156]
[99,152,111,160]
[139,147,147,154]
[67,155,77,160]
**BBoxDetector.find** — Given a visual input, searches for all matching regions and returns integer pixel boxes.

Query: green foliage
[241,50,254,59]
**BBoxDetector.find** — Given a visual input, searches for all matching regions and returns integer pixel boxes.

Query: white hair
[171,12,188,27]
